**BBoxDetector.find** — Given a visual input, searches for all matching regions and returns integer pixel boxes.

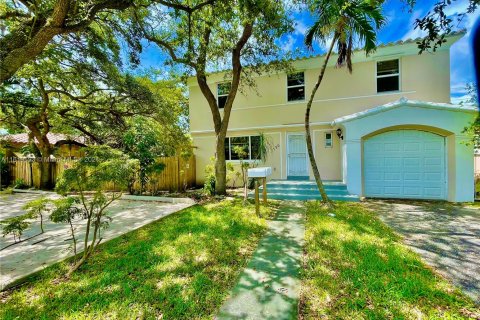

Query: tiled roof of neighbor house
[1,133,86,146]
[332,97,478,124]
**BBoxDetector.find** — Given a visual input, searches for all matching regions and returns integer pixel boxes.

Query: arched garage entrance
[363,129,446,200]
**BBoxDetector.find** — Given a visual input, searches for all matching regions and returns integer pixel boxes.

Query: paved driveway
[0,192,194,290]
[364,200,480,303]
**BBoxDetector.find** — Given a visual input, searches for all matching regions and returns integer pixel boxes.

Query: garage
[363,129,446,200]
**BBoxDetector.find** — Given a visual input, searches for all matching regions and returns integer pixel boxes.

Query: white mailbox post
[248,167,272,214]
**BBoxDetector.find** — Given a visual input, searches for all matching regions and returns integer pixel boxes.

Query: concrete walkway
[364,200,480,303]
[217,202,305,320]
[0,193,194,290]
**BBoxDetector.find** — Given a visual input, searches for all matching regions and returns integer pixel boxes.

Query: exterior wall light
[336,128,344,140]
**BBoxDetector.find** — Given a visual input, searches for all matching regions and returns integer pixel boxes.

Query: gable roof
[332,97,478,125]
[1,133,86,146]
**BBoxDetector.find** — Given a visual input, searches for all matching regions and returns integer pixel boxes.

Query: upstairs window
[225,136,261,160]
[217,82,231,108]
[325,132,333,148]
[287,72,305,101]
[376,59,400,93]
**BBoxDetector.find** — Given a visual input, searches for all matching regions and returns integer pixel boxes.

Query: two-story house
[188,31,477,202]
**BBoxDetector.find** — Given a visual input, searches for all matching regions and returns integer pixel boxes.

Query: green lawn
[0,199,276,320]
[300,201,480,320]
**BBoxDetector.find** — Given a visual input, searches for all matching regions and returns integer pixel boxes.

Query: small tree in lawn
[1,215,30,243]
[55,146,138,276]
[50,197,85,256]
[23,197,49,233]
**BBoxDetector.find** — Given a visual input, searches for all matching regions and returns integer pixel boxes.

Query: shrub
[14,178,29,189]
[204,158,216,196]
[50,197,85,255]
[1,215,31,242]
[55,146,138,276]
[23,197,49,233]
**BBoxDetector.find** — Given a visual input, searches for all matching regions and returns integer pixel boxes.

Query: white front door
[364,129,446,200]
[287,133,308,178]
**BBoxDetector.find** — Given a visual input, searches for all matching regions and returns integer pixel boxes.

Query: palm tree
[304,0,385,205]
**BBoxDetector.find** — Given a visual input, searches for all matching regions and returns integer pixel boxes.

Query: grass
[0,198,277,320]
[300,201,480,320]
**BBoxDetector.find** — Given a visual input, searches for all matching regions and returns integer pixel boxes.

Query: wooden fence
[7,156,196,192]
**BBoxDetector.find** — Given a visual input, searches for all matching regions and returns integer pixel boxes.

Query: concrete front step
[265,193,360,202]
[264,185,348,191]
[259,187,350,196]
[251,180,359,202]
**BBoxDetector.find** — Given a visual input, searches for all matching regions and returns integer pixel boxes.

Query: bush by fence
[6,156,196,193]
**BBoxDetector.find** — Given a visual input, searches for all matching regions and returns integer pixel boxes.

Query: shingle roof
[1,133,86,146]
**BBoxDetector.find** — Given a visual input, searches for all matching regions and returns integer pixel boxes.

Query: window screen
[287,72,305,101]
[224,136,261,160]
[325,132,333,148]
[376,60,400,93]
[217,82,231,108]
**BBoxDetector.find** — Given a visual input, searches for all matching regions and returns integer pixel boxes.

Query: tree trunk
[39,213,44,233]
[215,134,227,195]
[38,160,53,190]
[69,220,77,256]
[305,36,337,205]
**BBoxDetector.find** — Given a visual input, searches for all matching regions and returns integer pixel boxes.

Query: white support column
[344,139,362,196]
[451,135,474,202]
[341,140,347,184]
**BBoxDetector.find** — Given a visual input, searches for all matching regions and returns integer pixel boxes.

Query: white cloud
[451,94,476,105]
[401,9,427,40]
[449,7,479,98]
[294,20,308,36]
[280,35,296,53]
[444,0,470,16]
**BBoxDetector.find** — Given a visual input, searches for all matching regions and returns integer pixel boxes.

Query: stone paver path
[217,202,304,320]
[364,200,480,303]
[0,192,193,290]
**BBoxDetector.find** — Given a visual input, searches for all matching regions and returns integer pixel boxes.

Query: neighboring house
[1,133,86,159]
[188,31,477,202]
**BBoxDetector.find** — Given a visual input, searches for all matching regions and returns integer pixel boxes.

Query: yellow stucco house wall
[188,32,477,202]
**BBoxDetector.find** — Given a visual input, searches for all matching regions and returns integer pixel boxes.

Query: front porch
[253,180,360,202]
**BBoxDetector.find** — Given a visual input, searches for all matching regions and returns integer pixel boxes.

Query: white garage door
[364,130,446,200]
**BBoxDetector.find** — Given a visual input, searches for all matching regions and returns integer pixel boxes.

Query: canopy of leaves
[49,197,84,223]
[22,196,47,218]
[0,0,141,82]
[305,0,385,72]
[411,0,479,52]
[137,0,294,85]
[1,215,30,240]
[0,31,157,145]
[0,27,189,150]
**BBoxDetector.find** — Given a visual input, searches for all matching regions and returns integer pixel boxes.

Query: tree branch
[220,22,253,136]
[152,0,217,13]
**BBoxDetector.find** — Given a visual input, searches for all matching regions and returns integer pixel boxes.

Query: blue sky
[137,0,479,103]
